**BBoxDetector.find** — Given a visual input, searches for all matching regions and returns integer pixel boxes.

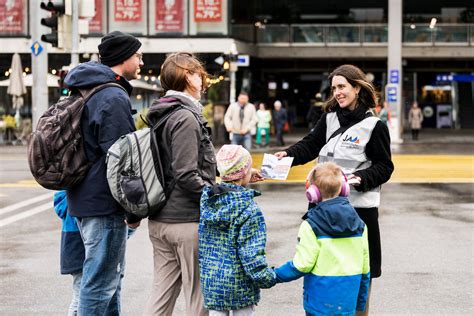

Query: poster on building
[0,0,24,34]
[194,0,222,22]
[88,0,103,33]
[115,0,142,22]
[156,0,183,33]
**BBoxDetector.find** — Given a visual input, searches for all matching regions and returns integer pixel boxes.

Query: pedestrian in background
[378,101,390,126]
[256,102,271,147]
[144,52,216,316]
[306,92,324,131]
[274,64,394,315]
[199,145,276,315]
[275,162,370,315]
[408,101,423,140]
[64,31,143,314]
[53,191,85,316]
[272,100,288,146]
[224,92,258,151]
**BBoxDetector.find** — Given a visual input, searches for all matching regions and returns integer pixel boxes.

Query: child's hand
[250,168,264,183]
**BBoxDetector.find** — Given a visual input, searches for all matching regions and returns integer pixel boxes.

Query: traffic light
[58,70,69,96]
[40,1,65,48]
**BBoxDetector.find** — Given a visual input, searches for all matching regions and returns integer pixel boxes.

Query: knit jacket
[199,183,276,310]
[53,191,85,275]
[275,197,370,315]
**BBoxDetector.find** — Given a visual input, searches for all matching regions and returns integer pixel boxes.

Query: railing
[232,23,473,46]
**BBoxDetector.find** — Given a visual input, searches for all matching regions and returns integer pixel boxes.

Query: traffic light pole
[30,0,49,130]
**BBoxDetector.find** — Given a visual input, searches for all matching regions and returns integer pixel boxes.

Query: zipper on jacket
[126,135,134,174]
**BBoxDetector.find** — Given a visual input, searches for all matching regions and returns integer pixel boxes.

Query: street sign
[389,69,399,84]
[237,54,249,67]
[214,56,224,65]
[31,41,44,56]
[387,86,397,102]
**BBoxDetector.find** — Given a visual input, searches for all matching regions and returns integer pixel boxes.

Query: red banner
[115,0,142,22]
[194,0,222,22]
[0,0,24,34]
[156,0,183,32]
[88,0,103,33]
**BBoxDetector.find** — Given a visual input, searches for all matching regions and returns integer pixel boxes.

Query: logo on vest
[341,134,361,149]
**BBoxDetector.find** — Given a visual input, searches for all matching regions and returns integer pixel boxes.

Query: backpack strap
[79,83,127,103]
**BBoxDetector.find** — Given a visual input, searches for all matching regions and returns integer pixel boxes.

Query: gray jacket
[147,94,216,222]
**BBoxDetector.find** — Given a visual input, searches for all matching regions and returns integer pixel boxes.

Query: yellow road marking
[0,155,472,188]
[251,154,474,184]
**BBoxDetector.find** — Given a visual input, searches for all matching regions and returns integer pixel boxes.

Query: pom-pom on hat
[98,31,142,67]
[216,145,252,182]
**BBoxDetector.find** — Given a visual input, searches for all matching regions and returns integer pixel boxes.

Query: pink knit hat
[216,145,252,182]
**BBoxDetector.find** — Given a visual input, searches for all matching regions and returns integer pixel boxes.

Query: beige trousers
[144,221,207,316]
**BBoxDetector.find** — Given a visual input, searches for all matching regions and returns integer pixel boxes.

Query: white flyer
[260,153,294,180]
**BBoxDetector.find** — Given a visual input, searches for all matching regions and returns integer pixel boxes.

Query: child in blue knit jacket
[53,191,85,316]
[199,145,276,316]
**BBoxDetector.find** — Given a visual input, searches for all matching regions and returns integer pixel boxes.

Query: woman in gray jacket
[144,52,216,316]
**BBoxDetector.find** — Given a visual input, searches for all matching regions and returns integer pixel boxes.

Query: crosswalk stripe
[0,202,53,228]
[0,192,54,216]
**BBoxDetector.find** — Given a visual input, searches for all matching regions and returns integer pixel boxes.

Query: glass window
[327,26,360,43]
[190,0,228,35]
[109,0,147,35]
[0,0,28,36]
[292,25,324,43]
[149,0,186,35]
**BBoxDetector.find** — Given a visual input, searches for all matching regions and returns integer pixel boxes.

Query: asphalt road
[0,144,473,315]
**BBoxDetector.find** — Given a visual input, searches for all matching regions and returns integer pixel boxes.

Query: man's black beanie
[98,31,142,67]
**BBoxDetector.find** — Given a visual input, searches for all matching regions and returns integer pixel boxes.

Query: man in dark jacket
[64,31,143,315]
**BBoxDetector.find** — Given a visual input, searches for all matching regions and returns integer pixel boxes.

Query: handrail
[231,23,473,46]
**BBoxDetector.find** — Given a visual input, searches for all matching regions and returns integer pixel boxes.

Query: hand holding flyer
[261,153,294,180]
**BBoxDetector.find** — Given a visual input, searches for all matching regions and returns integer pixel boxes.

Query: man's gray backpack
[106,107,180,218]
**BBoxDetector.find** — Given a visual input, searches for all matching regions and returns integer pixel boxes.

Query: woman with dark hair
[143,52,216,316]
[275,64,394,315]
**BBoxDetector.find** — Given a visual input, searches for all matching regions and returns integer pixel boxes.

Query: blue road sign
[390,70,399,84]
[387,86,397,102]
[31,41,43,56]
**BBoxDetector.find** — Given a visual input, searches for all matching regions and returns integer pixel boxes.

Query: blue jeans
[231,133,252,151]
[76,213,127,316]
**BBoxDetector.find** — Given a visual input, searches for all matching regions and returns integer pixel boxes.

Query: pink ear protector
[305,168,350,204]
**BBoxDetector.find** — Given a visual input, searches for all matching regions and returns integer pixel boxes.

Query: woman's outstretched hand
[273,151,288,160]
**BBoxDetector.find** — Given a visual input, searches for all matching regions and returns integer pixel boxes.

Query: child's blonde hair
[310,162,343,199]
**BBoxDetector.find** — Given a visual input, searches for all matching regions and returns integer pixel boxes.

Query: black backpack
[27,83,125,190]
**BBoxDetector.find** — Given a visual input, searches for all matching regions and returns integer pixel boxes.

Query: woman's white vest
[318,112,380,208]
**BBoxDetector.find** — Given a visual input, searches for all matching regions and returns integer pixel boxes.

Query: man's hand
[273,151,288,160]
[250,168,264,183]
[240,128,248,134]
[125,220,141,229]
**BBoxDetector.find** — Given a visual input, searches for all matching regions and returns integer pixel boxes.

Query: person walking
[64,31,143,315]
[272,100,288,146]
[143,52,216,316]
[408,101,423,140]
[274,64,394,315]
[224,92,258,151]
[255,102,272,147]
[199,145,276,315]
